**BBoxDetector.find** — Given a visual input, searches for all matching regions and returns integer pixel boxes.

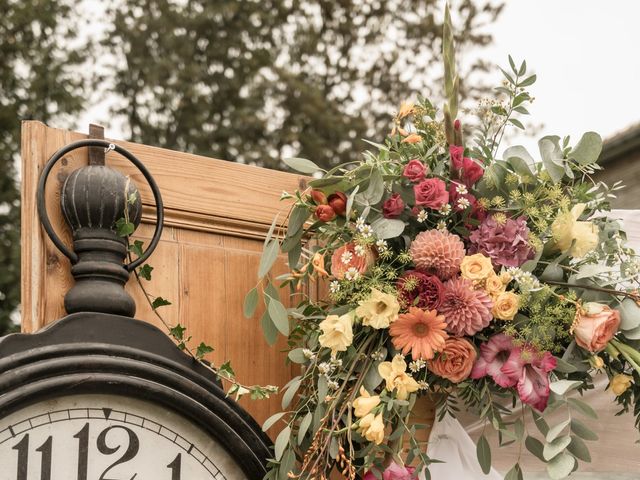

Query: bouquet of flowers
[248,5,640,480]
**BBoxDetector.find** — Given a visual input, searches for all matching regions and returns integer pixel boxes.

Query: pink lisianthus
[472,335,557,412]
[383,193,405,218]
[363,462,416,480]
[403,159,427,182]
[414,178,449,209]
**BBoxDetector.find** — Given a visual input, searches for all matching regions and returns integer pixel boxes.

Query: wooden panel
[20,121,302,437]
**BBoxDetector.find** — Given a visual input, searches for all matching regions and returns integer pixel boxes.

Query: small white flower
[416,210,428,223]
[345,267,360,281]
[327,379,340,390]
[360,224,374,238]
[455,183,468,195]
[329,280,341,294]
[354,244,366,257]
[355,217,366,230]
[437,220,447,231]
[302,348,314,359]
[371,350,386,361]
[318,362,331,375]
[331,357,343,367]
[457,197,471,209]
[376,239,388,251]
[409,359,426,372]
[418,380,429,390]
[341,251,353,264]
[439,204,452,215]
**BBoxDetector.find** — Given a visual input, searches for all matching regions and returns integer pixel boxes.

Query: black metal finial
[36,134,164,318]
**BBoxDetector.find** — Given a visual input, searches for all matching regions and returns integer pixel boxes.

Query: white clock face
[0,394,247,480]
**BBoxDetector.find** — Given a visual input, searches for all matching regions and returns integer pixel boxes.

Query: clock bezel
[0,312,273,479]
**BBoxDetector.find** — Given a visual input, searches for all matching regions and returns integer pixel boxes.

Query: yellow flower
[460,253,494,282]
[358,412,385,444]
[492,291,520,321]
[550,203,599,258]
[485,274,506,298]
[611,373,633,396]
[396,100,415,120]
[378,355,419,400]
[318,312,353,354]
[352,386,380,418]
[591,355,604,369]
[499,271,512,284]
[311,252,328,277]
[356,288,400,329]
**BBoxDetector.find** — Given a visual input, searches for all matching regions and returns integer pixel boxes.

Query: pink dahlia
[409,230,465,280]
[396,270,444,310]
[469,215,535,268]
[439,278,493,336]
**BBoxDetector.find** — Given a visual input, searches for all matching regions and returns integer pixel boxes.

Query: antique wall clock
[0,139,271,479]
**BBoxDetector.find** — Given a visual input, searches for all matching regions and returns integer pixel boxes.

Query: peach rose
[330,243,376,279]
[429,337,477,383]
[492,291,520,321]
[573,303,620,353]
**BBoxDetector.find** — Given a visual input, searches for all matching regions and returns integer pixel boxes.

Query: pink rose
[573,303,621,353]
[449,145,464,170]
[461,157,484,187]
[383,193,404,218]
[383,462,415,480]
[402,159,427,182]
[414,178,449,209]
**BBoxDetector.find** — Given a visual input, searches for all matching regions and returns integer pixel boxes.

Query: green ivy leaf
[243,287,259,318]
[138,264,153,281]
[218,360,235,379]
[476,435,492,474]
[151,297,171,310]
[283,157,322,174]
[169,324,186,341]
[129,240,144,257]
[195,342,214,360]
[115,218,135,237]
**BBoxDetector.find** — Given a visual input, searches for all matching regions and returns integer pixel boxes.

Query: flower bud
[314,205,336,222]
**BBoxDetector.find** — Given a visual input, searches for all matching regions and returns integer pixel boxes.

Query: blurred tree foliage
[102,0,503,170]
[0,0,85,333]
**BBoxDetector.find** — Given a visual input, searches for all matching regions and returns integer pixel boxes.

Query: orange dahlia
[389,307,449,360]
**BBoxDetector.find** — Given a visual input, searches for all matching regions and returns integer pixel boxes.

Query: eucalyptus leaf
[567,398,598,420]
[571,418,598,441]
[287,348,307,364]
[504,463,523,480]
[543,435,572,460]
[262,412,286,432]
[243,287,259,318]
[570,132,602,165]
[360,169,384,205]
[298,412,312,445]
[317,375,328,402]
[622,324,640,340]
[540,263,564,282]
[371,218,405,239]
[619,297,640,331]
[274,426,291,460]
[539,136,565,183]
[287,205,310,238]
[550,380,583,396]
[546,453,576,480]
[504,145,535,175]
[476,435,492,474]
[546,418,570,442]
[525,435,545,461]
[258,239,280,279]
[261,310,278,346]
[283,157,322,174]
[266,297,289,336]
[279,449,295,480]
[345,185,360,220]
[553,356,578,373]
[567,435,591,462]
[282,377,301,409]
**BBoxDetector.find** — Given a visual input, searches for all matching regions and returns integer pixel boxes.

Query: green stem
[610,339,640,375]
[543,280,639,301]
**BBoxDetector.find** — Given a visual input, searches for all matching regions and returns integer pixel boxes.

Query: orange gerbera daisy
[389,307,449,360]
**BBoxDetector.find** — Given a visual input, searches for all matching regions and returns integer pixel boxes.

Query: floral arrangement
[247,5,640,480]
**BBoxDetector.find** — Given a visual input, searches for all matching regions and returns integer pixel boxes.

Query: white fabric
[425,415,501,479]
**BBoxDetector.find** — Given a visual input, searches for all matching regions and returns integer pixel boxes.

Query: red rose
[315,205,336,222]
[414,178,449,209]
[402,159,427,182]
[449,145,464,170]
[461,157,484,187]
[310,189,327,205]
[383,193,405,218]
[328,192,347,216]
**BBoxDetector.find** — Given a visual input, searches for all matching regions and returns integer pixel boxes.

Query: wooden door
[20,121,302,435]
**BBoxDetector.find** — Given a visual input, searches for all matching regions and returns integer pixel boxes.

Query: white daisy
[329,280,341,294]
[418,380,430,390]
[344,267,360,281]
[359,224,374,238]
[355,217,366,230]
[341,250,353,264]
[354,244,366,257]
[376,239,388,251]
[439,204,452,215]
[455,183,468,195]
[457,197,471,209]
[416,210,428,223]
[437,220,447,231]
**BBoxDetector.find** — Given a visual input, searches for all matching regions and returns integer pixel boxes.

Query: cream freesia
[378,355,419,400]
[318,312,353,354]
[356,288,400,329]
[352,386,380,418]
[358,412,385,444]
[550,203,599,258]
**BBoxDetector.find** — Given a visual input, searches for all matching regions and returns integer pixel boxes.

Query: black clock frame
[0,312,273,479]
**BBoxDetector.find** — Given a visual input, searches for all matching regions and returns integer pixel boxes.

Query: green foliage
[151,296,172,309]
[0,0,86,333]
[99,0,503,171]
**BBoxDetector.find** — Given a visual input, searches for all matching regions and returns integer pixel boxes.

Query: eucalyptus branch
[543,280,640,301]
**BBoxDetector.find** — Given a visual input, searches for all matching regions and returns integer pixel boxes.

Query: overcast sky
[78,1,640,157]
[474,0,640,154]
